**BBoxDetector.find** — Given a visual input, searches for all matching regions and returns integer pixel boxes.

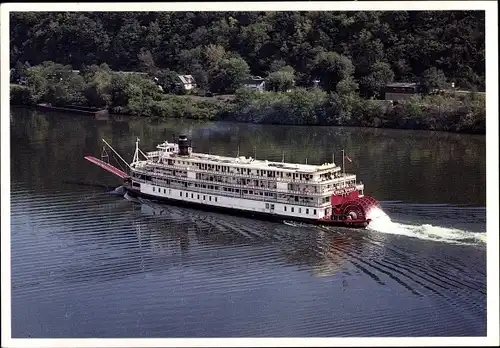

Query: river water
[9,108,487,338]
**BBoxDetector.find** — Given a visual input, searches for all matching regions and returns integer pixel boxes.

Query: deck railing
[131,177,332,207]
[131,168,343,197]
[132,160,355,185]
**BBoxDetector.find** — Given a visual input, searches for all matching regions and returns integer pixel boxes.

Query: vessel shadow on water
[85,135,380,229]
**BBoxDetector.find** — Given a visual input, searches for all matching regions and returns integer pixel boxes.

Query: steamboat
[85,135,379,228]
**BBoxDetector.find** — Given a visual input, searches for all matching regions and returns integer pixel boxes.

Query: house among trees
[242,76,267,92]
[178,75,196,91]
[384,82,424,101]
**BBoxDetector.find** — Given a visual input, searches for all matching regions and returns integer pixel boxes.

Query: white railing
[138,159,355,185]
[132,178,328,207]
[131,168,339,197]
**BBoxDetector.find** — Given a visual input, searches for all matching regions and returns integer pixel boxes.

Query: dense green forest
[9,11,486,133]
[10,11,485,91]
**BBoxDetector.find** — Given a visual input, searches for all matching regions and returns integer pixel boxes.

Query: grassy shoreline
[10,66,485,135]
[11,96,485,136]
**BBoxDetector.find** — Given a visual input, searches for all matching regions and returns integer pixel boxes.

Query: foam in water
[365,206,486,245]
[109,185,126,196]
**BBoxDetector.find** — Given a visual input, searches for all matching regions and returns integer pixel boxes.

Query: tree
[288,87,327,124]
[177,47,203,74]
[238,21,273,72]
[83,68,113,107]
[204,44,227,70]
[349,29,386,78]
[421,67,447,93]
[110,74,130,108]
[391,59,412,81]
[12,61,27,82]
[25,66,48,103]
[10,85,34,105]
[266,69,295,92]
[8,11,485,94]
[336,76,359,96]
[269,59,287,73]
[157,69,183,94]
[138,50,158,76]
[360,61,395,98]
[209,56,250,94]
[311,51,355,92]
[324,92,352,125]
[111,18,144,70]
[64,74,86,105]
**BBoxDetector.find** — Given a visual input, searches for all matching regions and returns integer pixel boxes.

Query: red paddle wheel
[321,190,379,228]
[339,196,379,221]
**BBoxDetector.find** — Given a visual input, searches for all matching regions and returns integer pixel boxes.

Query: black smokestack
[178,135,189,156]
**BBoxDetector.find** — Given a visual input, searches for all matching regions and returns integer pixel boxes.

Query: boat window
[265,203,269,209]
[291,207,294,213]
[180,192,182,196]
[153,187,155,192]
[215,197,217,202]
[306,209,309,214]
[191,193,193,198]
[209,196,212,201]
[164,189,166,193]
[203,195,206,200]
[313,209,317,215]
[284,206,287,211]
[299,208,302,213]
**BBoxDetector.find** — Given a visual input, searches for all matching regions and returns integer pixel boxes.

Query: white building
[178,75,197,91]
[242,76,266,92]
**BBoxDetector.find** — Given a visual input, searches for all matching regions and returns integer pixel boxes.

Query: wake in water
[366,206,486,245]
[282,220,313,228]
[108,185,126,196]
[115,185,485,246]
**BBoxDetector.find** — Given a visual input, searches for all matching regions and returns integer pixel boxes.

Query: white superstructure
[126,136,365,221]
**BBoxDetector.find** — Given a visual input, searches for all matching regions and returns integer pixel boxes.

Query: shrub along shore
[10,62,485,134]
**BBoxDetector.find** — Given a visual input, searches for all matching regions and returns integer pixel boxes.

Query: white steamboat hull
[126,182,326,221]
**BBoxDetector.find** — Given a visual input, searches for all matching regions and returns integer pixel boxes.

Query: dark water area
[10,108,487,337]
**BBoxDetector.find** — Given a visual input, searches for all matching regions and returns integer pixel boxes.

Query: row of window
[154,181,282,199]
[283,205,316,215]
[152,186,219,203]
[265,202,317,215]
[151,185,317,215]
[163,159,315,180]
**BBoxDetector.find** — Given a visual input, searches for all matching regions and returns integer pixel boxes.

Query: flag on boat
[345,155,352,163]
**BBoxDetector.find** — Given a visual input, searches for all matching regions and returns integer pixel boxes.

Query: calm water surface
[10,108,486,337]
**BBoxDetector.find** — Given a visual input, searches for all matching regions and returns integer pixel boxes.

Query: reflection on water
[9,108,486,337]
[11,107,486,207]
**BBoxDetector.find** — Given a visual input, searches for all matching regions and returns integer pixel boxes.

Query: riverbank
[10,71,485,135]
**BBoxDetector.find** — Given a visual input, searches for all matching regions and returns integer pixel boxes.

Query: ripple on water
[10,185,486,337]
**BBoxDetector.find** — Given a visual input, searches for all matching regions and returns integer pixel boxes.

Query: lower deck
[129,181,331,220]
[124,182,369,229]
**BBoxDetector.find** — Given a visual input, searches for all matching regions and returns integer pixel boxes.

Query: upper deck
[146,149,338,173]
[131,137,354,185]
